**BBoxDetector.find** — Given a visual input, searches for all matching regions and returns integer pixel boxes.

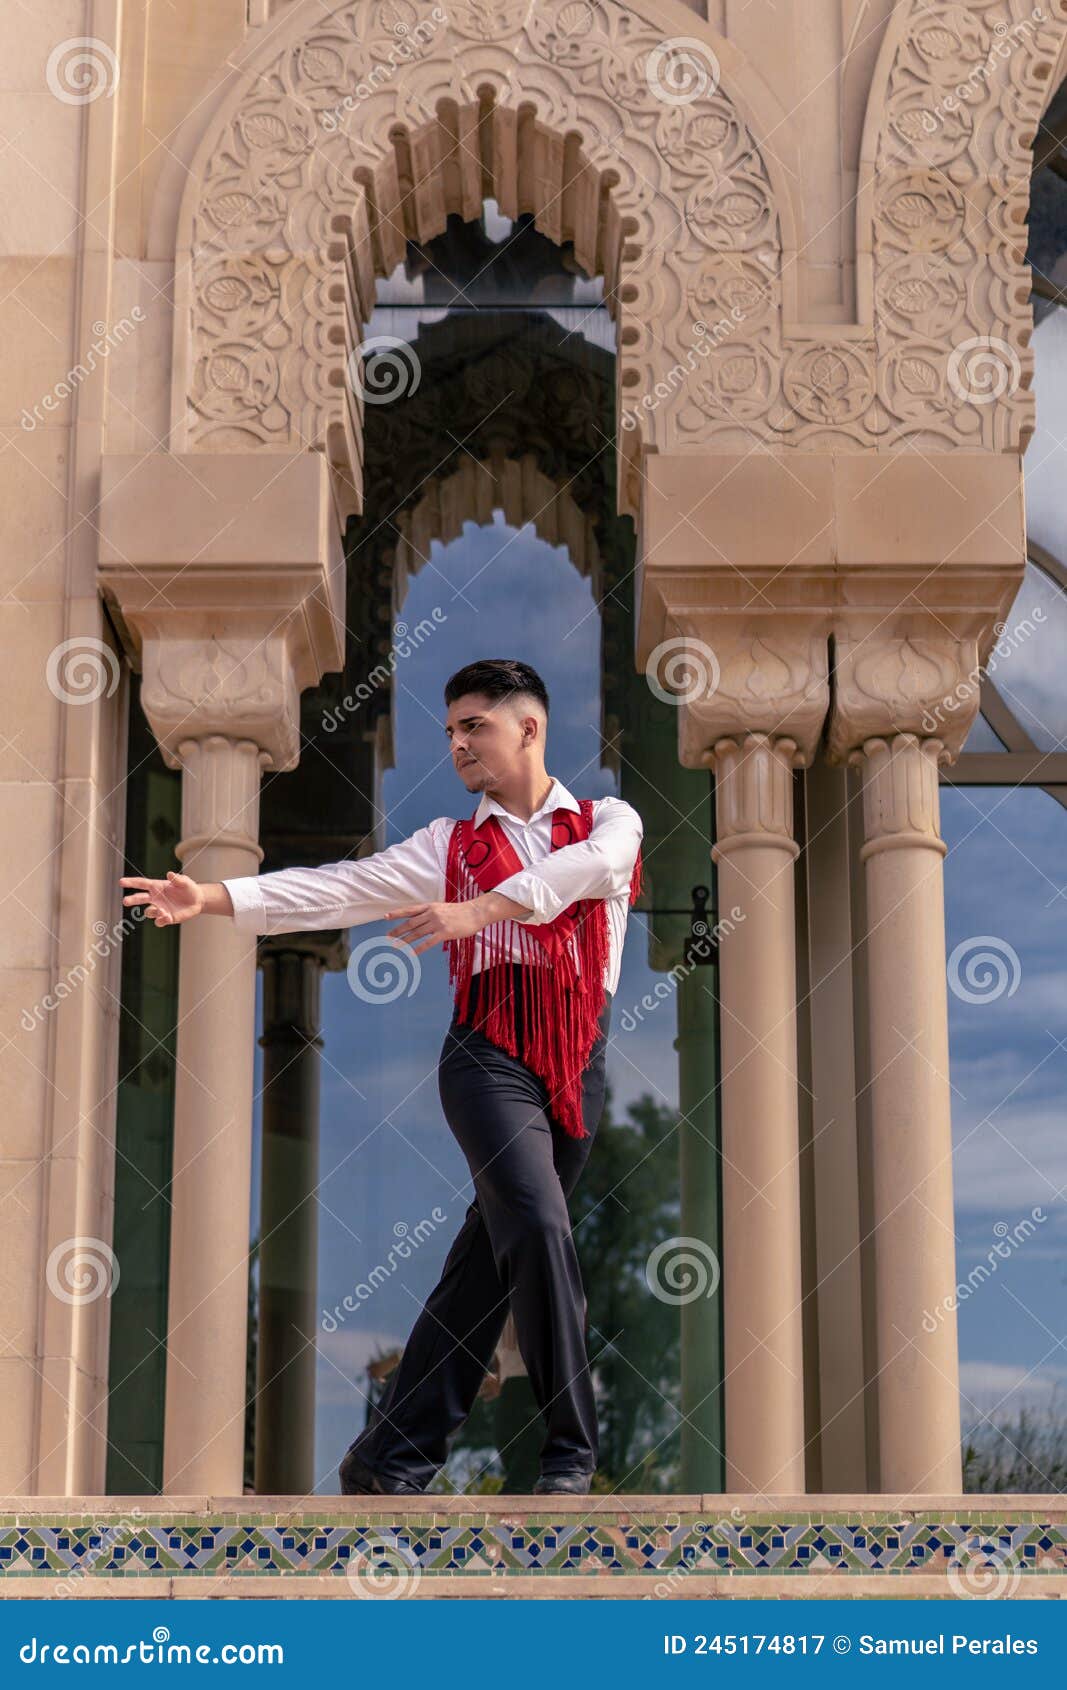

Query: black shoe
[532,1469,594,1495]
[338,1445,424,1496]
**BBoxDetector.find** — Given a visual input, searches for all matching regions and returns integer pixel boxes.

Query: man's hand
[120,870,206,928]
[386,889,534,956]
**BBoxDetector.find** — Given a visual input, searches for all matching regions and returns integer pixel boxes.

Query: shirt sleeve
[220,821,449,936]
[493,797,644,925]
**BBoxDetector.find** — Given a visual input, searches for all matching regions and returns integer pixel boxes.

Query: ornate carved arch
[171,0,1067,516]
[863,0,1067,452]
[390,450,604,591]
[171,0,796,519]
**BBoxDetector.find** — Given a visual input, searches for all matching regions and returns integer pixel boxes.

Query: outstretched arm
[121,824,447,934]
[120,821,540,940]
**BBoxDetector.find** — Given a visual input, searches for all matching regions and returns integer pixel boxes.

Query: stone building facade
[3,0,1067,1509]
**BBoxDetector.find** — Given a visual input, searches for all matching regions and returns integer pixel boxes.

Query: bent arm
[492,798,643,925]
[216,824,446,936]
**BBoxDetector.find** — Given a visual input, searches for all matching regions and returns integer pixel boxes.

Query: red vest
[443,798,643,1139]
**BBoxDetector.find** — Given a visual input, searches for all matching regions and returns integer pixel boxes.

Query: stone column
[709,731,807,1493]
[254,932,348,1497]
[98,450,344,1495]
[642,608,829,1495]
[635,447,1027,1498]
[828,630,980,1495]
[163,731,266,1492]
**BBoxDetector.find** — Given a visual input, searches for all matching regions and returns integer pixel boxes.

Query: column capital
[138,616,303,774]
[98,449,346,772]
[827,626,985,765]
[647,617,831,769]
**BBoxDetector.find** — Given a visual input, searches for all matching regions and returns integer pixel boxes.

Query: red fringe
[444,799,642,1140]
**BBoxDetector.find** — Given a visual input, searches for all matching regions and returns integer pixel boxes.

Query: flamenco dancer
[120,659,643,1497]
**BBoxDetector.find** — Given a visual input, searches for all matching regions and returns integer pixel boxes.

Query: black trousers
[342,962,611,1489]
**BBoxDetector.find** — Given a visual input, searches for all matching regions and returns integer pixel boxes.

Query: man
[120,658,643,1497]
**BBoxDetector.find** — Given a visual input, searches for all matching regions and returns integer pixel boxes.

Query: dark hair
[444,659,550,719]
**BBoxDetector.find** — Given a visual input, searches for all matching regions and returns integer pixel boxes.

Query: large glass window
[942,79,1067,1489]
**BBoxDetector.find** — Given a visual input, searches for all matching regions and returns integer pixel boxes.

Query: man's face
[445,692,534,791]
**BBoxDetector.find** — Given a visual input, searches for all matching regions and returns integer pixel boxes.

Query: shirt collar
[474,775,580,829]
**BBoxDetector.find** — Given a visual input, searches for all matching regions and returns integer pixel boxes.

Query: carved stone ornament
[868,0,1067,453]
[646,619,831,768]
[827,629,983,763]
[176,0,784,516]
[173,0,1067,518]
[138,623,303,774]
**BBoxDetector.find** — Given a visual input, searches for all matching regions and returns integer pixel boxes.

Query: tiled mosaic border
[1,1507,1065,1583]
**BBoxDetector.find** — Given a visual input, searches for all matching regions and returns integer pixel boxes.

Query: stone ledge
[3,1573,1067,1601]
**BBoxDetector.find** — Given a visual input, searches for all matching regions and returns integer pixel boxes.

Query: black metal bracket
[643,885,719,967]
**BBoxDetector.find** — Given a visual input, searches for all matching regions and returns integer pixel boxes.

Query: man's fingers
[388,917,432,939]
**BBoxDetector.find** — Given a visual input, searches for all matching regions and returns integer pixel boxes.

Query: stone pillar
[658,603,828,1498]
[98,450,344,1494]
[828,629,982,1495]
[635,448,1027,1498]
[163,733,266,1491]
[254,932,348,1497]
[847,729,962,1493]
[709,732,807,1493]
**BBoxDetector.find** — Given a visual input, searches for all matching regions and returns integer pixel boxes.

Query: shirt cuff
[492,870,566,925]
[221,876,266,933]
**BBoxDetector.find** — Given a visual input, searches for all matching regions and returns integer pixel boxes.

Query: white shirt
[222,776,643,995]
